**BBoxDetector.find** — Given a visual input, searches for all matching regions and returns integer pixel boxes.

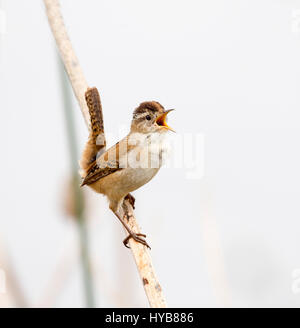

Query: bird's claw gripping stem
[123,232,151,249]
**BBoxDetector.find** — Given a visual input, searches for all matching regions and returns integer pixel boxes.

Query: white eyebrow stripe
[134,112,150,119]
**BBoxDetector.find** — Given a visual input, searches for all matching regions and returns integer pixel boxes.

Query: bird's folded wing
[81,136,135,186]
[80,164,120,186]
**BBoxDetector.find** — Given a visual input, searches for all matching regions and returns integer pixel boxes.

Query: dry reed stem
[43,0,167,308]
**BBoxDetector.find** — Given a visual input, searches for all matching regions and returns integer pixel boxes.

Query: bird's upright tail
[80,87,106,177]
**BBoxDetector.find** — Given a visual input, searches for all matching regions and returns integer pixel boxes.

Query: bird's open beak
[155,109,175,132]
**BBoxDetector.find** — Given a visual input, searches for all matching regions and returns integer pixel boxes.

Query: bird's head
[131,101,174,134]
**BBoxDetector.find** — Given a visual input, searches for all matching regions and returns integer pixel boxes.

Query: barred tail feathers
[80,87,106,177]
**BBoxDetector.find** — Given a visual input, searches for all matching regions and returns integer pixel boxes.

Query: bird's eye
[146,115,151,121]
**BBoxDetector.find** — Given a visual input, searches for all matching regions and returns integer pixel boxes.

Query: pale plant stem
[0,237,28,307]
[44,0,167,307]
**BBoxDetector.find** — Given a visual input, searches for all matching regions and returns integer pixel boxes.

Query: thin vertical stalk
[58,57,95,307]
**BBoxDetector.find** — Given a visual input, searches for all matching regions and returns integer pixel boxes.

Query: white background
[1,0,300,307]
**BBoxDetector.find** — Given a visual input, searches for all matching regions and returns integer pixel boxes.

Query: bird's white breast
[91,132,171,207]
[128,132,171,169]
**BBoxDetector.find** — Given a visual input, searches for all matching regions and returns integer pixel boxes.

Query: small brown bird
[80,88,174,249]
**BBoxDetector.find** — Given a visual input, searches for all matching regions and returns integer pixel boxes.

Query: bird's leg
[112,205,150,249]
[124,193,135,209]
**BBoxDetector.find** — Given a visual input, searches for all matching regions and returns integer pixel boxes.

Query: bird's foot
[125,193,135,209]
[123,232,151,249]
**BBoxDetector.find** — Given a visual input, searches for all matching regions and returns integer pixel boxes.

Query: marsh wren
[80,88,174,249]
